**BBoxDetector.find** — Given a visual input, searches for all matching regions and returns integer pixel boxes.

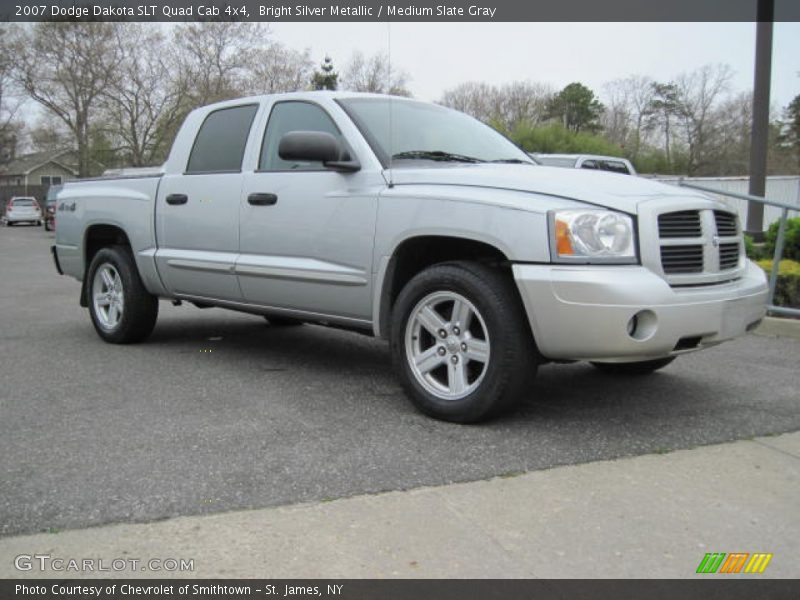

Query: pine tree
[311,56,338,91]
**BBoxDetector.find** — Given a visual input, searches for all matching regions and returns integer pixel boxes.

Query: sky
[271,21,800,109]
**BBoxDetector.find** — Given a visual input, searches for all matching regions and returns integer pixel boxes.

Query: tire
[44,221,51,232]
[264,315,304,327]
[591,357,676,375]
[390,261,537,423]
[86,245,159,344]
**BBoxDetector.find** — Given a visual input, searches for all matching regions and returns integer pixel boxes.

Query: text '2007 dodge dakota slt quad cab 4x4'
[52,92,769,422]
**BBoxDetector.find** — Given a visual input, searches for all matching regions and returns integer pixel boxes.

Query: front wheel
[590,357,676,375]
[390,261,537,423]
[87,246,159,344]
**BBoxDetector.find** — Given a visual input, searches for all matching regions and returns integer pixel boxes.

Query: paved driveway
[1,225,798,537]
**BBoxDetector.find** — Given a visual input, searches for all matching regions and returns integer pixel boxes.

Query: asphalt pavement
[1,224,799,538]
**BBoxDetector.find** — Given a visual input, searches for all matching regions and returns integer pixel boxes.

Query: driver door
[237,100,380,323]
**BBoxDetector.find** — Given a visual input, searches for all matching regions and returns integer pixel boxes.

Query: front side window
[187,104,258,174]
[259,101,344,171]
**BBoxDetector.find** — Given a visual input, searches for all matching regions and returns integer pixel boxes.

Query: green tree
[546,82,604,134]
[311,56,338,91]
[646,82,685,171]
[780,94,800,170]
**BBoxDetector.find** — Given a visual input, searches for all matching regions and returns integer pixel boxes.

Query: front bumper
[513,260,768,362]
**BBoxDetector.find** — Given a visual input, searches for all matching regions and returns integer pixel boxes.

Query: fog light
[627,310,657,341]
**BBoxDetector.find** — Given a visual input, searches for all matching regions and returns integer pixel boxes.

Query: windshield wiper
[489,158,532,164]
[391,150,485,163]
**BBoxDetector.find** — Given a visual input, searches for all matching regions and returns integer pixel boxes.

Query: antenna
[387,20,394,187]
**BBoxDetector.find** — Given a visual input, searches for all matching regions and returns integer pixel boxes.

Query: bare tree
[244,43,313,95]
[101,24,189,167]
[341,51,411,96]
[11,22,121,176]
[495,81,552,130]
[602,76,655,158]
[26,120,72,155]
[0,27,24,163]
[712,90,753,175]
[440,81,552,131]
[440,81,500,123]
[675,64,734,175]
[173,21,267,106]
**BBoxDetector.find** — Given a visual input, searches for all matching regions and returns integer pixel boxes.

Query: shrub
[756,259,800,309]
[511,122,625,157]
[764,217,800,262]
[744,235,761,260]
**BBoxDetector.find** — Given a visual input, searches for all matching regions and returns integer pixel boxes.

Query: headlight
[549,209,637,264]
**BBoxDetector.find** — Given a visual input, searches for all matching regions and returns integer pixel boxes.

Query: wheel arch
[374,234,515,339]
[80,223,134,307]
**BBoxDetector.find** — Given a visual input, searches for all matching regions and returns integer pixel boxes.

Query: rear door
[155,103,260,301]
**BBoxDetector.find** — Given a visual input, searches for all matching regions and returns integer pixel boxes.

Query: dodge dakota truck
[53,92,769,422]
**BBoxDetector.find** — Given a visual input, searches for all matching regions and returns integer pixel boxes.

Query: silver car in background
[531,153,637,175]
[3,197,42,226]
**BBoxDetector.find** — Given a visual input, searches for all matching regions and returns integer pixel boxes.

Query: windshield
[13,199,35,206]
[535,156,579,168]
[338,98,534,167]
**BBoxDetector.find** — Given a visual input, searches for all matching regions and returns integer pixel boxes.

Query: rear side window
[187,104,258,174]
[602,161,631,175]
[260,102,344,171]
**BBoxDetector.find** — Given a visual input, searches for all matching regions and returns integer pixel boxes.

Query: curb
[754,316,800,340]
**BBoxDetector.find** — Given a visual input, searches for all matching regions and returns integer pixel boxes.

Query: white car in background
[531,153,637,176]
[2,197,42,226]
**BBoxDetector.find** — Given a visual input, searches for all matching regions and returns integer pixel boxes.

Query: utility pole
[745,0,774,241]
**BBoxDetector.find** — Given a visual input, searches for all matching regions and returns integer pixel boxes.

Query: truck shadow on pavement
[143,311,762,431]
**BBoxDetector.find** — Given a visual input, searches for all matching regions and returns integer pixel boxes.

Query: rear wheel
[87,246,159,344]
[590,357,676,375]
[390,261,537,423]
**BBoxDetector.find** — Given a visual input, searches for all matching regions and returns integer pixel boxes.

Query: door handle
[166,194,188,205]
[248,193,278,206]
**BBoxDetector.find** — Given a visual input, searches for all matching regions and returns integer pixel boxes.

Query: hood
[386,163,706,214]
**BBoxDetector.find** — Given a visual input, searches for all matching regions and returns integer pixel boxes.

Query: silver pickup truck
[53,92,768,422]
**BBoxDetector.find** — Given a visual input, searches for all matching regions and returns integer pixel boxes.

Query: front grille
[654,208,743,283]
[658,211,702,238]
[714,211,738,236]
[719,242,740,270]
[660,245,704,274]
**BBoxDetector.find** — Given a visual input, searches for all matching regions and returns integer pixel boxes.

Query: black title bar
[4,0,800,22]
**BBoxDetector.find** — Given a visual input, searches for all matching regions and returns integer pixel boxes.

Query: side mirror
[277,131,360,172]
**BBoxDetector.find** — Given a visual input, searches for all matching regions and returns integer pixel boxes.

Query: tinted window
[602,161,631,175]
[260,102,343,171]
[187,104,258,174]
[13,199,34,206]
[580,160,599,170]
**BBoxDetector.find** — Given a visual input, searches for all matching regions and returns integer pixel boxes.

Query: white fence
[653,175,800,232]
